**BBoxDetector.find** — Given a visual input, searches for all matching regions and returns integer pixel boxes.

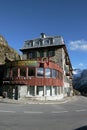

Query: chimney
[40,33,46,38]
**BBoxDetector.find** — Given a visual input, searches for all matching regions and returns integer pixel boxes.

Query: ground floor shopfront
[3,85,64,100]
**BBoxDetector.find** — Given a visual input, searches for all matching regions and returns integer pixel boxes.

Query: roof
[20,33,64,51]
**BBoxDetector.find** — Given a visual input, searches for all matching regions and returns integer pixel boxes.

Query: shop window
[53,86,57,95]
[29,86,34,96]
[28,68,35,76]
[37,86,44,96]
[37,68,44,77]
[45,68,51,77]
[46,86,51,96]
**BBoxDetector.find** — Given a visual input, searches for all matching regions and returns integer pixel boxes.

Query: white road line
[24,111,43,114]
[75,109,87,112]
[0,110,16,113]
[51,111,68,114]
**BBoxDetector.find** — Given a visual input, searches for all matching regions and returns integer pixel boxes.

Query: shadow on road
[74,126,87,130]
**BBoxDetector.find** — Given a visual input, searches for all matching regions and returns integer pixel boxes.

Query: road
[0,96,87,130]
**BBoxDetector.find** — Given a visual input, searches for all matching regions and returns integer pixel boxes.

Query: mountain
[73,69,87,94]
[73,69,82,78]
[0,35,20,64]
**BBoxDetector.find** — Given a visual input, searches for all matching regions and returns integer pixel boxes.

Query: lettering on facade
[6,60,39,67]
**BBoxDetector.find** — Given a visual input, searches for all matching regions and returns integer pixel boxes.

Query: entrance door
[14,86,18,100]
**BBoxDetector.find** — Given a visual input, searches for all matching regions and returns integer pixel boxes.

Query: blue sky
[0,0,87,69]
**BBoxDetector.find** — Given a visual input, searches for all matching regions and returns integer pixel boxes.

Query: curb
[0,96,77,105]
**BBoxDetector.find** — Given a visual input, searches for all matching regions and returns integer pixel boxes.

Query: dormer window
[39,39,43,46]
[44,39,50,46]
[24,40,33,48]
[29,40,33,47]
[34,40,39,47]
[50,38,53,45]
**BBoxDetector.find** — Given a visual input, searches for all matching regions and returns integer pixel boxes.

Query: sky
[0,0,87,70]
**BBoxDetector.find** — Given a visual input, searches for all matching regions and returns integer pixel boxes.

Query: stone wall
[50,48,63,67]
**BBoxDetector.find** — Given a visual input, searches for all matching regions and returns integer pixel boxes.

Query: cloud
[72,63,85,70]
[68,39,87,51]
[79,63,84,67]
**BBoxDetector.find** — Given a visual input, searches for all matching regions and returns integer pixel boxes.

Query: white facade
[17,85,64,100]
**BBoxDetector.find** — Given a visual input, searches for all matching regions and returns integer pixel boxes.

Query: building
[3,33,73,100]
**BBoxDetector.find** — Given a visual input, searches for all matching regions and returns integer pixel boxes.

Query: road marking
[0,109,87,114]
[75,109,87,112]
[24,111,43,114]
[51,111,68,114]
[0,110,16,113]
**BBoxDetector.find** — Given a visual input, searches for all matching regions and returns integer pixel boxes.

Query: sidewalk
[0,96,77,104]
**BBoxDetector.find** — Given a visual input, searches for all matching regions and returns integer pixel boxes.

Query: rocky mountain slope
[73,69,87,94]
[0,35,20,64]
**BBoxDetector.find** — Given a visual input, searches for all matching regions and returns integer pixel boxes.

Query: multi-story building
[3,33,73,100]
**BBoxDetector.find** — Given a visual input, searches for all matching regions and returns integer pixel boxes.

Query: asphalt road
[0,96,87,130]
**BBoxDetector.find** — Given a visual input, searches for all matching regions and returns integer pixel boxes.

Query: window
[25,41,33,48]
[28,52,36,58]
[44,39,49,46]
[40,51,44,57]
[52,69,57,78]
[46,86,51,96]
[45,68,51,77]
[48,50,55,57]
[50,38,53,45]
[36,51,40,58]
[28,68,35,76]
[28,52,33,58]
[34,40,39,46]
[20,67,26,77]
[5,68,11,78]
[32,52,38,58]
[37,86,44,96]
[28,41,33,47]
[53,86,57,95]
[12,67,18,77]
[37,68,44,77]
[29,86,35,96]
[30,41,33,47]
[40,40,43,46]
